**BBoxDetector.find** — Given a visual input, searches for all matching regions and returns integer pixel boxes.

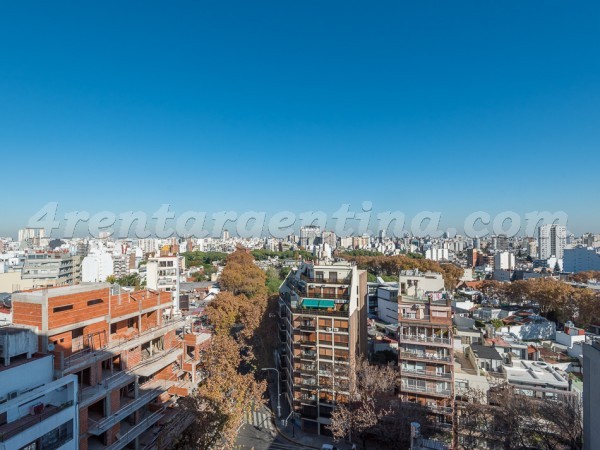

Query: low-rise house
[453,316,482,350]
[467,343,503,373]
[484,333,529,360]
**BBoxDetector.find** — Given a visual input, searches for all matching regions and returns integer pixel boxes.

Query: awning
[302,299,335,309]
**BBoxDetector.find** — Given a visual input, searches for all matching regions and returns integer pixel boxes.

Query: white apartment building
[425,248,449,262]
[81,252,114,283]
[0,327,78,450]
[563,246,600,273]
[538,224,566,260]
[399,269,445,298]
[146,255,185,295]
[494,251,515,270]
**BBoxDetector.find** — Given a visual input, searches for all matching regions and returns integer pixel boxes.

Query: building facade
[538,224,566,260]
[0,327,78,450]
[397,291,454,430]
[278,261,367,435]
[11,283,210,450]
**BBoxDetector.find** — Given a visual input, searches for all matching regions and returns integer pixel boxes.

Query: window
[53,305,73,313]
[39,419,73,450]
[87,299,103,306]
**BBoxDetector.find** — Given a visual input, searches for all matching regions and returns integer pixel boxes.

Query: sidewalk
[265,377,353,450]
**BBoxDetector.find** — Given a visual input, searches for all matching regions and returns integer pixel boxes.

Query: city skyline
[1,2,599,235]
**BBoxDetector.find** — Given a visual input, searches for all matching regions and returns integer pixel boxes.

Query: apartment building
[278,261,367,435]
[21,252,75,288]
[11,283,210,450]
[397,286,454,430]
[146,255,185,297]
[0,326,78,450]
[538,224,566,260]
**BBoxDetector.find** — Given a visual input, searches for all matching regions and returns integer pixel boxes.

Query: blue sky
[0,1,599,237]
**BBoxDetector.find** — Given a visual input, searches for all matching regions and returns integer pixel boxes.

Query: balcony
[401,383,452,398]
[301,351,317,360]
[301,378,318,388]
[400,351,452,364]
[80,371,136,408]
[105,409,165,450]
[0,402,73,443]
[399,334,452,347]
[88,388,162,435]
[298,323,316,332]
[63,318,186,373]
[301,365,317,374]
[400,367,452,380]
[300,275,351,285]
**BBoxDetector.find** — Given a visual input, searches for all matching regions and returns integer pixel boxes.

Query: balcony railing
[88,389,162,435]
[105,409,165,450]
[400,351,452,363]
[301,275,352,285]
[63,318,185,371]
[401,383,452,398]
[399,335,451,345]
[0,402,73,442]
[400,367,452,380]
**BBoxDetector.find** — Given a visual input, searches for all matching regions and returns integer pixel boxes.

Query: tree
[176,335,265,449]
[219,249,268,298]
[341,254,464,291]
[457,384,583,450]
[328,358,430,448]
[329,358,396,447]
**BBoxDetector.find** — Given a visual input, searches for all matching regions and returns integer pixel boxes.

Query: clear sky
[1,1,599,237]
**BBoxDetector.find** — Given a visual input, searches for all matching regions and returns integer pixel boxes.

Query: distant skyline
[1,1,599,237]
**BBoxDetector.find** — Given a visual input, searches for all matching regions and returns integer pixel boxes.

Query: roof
[470,344,502,361]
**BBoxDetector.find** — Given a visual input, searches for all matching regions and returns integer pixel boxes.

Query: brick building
[278,261,368,435]
[11,283,211,450]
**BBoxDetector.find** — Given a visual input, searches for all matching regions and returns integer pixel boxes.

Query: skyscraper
[538,224,567,259]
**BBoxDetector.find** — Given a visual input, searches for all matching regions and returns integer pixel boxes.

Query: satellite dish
[47,343,55,351]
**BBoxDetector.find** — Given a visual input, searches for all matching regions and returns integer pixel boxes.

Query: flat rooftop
[14,282,111,300]
[504,360,568,389]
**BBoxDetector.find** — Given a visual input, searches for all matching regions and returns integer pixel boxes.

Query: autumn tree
[176,335,265,449]
[177,248,280,448]
[341,254,464,291]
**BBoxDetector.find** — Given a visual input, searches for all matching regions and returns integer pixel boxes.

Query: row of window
[52,298,104,313]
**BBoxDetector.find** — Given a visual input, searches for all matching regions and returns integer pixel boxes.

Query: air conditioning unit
[332,328,339,332]
[325,327,332,332]
[8,391,18,400]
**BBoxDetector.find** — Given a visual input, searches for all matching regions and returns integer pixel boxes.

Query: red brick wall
[84,321,110,349]
[79,436,88,450]
[50,330,73,357]
[48,288,110,330]
[125,346,142,369]
[110,388,121,413]
[155,363,175,381]
[12,302,42,328]
[79,406,89,435]
[164,330,177,350]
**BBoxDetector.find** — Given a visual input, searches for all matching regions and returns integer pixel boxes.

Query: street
[234,404,313,450]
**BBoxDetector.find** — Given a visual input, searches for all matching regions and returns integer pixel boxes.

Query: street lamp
[261,367,281,418]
